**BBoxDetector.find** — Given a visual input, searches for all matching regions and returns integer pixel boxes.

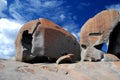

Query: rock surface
[0,59,120,80]
[80,10,120,61]
[103,54,120,62]
[15,18,80,62]
[81,47,104,61]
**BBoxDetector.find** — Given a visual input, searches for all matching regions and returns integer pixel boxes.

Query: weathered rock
[1,59,120,80]
[15,18,80,63]
[102,54,120,62]
[81,47,104,61]
[80,10,120,61]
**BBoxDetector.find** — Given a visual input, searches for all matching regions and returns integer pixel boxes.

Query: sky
[0,0,120,59]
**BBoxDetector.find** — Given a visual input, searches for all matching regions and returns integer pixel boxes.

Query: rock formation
[80,10,120,61]
[15,18,80,63]
[81,47,104,61]
[2,9,120,80]
[102,54,120,62]
[1,59,120,80]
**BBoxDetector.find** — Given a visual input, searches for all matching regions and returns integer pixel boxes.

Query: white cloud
[8,0,65,22]
[60,14,65,21]
[0,0,7,17]
[0,18,22,59]
[105,4,120,12]
[42,1,63,8]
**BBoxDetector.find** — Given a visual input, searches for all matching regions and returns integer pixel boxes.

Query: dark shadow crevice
[107,22,120,59]
[81,44,87,49]
[94,43,103,51]
[21,30,33,53]
[89,32,102,36]
[24,56,57,64]
[21,21,41,63]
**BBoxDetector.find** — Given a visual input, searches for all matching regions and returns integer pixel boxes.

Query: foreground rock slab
[0,59,120,80]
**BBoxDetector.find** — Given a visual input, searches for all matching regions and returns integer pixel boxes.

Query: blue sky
[0,0,120,59]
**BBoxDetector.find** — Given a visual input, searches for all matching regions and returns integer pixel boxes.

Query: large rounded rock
[15,18,80,62]
[80,10,120,61]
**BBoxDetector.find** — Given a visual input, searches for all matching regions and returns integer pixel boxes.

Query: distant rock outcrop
[80,10,120,61]
[15,18,80,63]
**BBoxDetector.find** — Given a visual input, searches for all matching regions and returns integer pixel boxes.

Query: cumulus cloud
[105,4,120,12]
[0,18,22,59]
